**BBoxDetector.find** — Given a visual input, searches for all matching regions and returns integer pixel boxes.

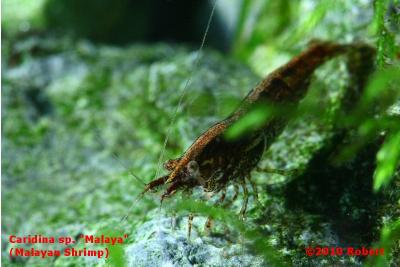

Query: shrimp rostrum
[142,41,374,219]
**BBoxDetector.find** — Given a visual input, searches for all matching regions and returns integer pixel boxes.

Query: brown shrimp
[142,41,374,229]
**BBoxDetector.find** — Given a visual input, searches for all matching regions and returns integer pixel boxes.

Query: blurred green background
[2,0,400,266]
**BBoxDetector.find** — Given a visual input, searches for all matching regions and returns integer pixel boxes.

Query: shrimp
[142,41,374,233]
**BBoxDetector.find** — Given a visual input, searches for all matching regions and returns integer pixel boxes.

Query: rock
[126,215,264,267]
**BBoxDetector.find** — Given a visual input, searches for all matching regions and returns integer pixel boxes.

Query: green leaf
[371,0,398,68]
[278,0,333,48]
[365,219,400,267]
[359,68,400,110]
[373,131,400,192]
[224,105,273,140]
[334,67,400,163]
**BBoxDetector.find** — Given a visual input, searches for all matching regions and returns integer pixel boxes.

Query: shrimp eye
[187,161,199,174]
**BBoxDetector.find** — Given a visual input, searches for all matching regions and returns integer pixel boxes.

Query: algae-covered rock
[125,214,264,267]
[2,0,400,264]
[2,36,262,266]
[3,35,398,266]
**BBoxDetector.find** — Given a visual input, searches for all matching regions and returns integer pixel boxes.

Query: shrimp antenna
[93,127,146,186]
[120,191,145,223]
[121,0,219,226]
[153,0,219,182]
